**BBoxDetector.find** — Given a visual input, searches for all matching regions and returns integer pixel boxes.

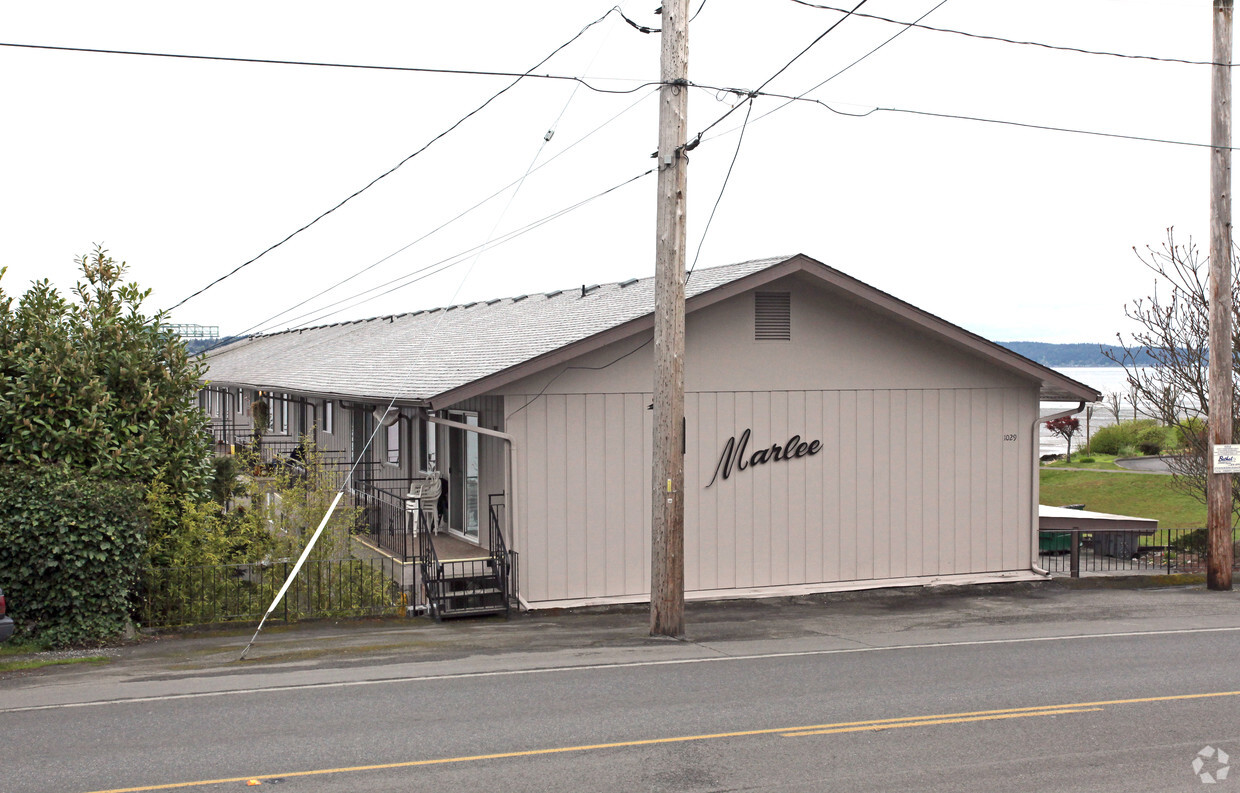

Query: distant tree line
[999,341,1165,368]
[184,336,238,355]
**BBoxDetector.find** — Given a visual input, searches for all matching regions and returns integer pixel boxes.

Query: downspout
[423,412,528,611]
[1030,400,1086,576]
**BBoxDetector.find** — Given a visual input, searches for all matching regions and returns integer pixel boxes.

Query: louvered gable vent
[754,291,791,341]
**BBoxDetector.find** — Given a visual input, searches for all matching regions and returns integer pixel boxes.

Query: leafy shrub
[210,455,242,506]
[1137,425,1168,456]
[1169,528,1207,555]
[1089,419,1161,455]
[0,466,146,647]
[0,249,213,499]
[1076,456,1096,464]
[1173,417,1206,450]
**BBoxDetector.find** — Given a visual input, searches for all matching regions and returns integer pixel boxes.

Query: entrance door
[351,408,372,479]
[448,412,480,540]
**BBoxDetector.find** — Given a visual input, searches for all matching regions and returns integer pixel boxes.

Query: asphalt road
[4,581,1240,793]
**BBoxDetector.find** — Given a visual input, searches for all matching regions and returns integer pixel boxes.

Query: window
[280,394,289,434]
[237,388,244,415]
[420,418,436,471]
[754,291,791,341]
[324,401,334,434]
[386,420,401,465]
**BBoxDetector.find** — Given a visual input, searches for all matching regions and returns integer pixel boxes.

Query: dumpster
[1040,532,1072,553]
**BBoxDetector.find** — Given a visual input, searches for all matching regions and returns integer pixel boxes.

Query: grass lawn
[1039,468,1207,528]
[1041,453,1126,471]
[0,655,110,673]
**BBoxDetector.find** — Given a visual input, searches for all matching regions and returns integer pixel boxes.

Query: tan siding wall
[507,392,653,603]
[507,386,1034,604]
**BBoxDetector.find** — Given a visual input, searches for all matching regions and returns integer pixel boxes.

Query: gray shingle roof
[204,256,791,403]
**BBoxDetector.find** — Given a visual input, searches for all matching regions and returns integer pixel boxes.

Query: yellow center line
[781,707,1104,737]
[80,690,1240,793]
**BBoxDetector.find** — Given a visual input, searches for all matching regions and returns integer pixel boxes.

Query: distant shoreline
[999,341,1158,368]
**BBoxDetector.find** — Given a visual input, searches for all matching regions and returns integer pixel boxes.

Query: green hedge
[0,466,146,647]
[1089,419,1161,456]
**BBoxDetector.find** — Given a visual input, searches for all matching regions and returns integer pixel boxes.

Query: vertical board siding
[603,393,627,595]
[904,391,924,578]
[564,396,587,598]
[508,387,1033,605]
[887,390,907,579]
[822,391,842,583]
[626,393,651,595]
[787,391,807,585]
[715,392,737,588]
[838,391,858,582]
[803,391,825,583]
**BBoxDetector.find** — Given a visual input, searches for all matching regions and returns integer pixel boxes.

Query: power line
[209,89,658,346]
[686,0,873,148]
[163,7,633,314]
[754,90,1239,150]
[0,40,654,93]
[784,0,1221,66]
[236,168,655,338]
[616,0,711,34]
[285,169,654,330]
[672,0,872,279]
[687,95,754,284]
[702,0,948,160]
[737,0,949,133]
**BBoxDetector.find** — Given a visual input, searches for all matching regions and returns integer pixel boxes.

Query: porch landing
[432,531,488,561]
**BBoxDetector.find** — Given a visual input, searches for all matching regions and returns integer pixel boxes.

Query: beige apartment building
[201,254,1098,611]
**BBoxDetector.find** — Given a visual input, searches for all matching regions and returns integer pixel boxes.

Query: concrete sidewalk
[3,576,1239,696]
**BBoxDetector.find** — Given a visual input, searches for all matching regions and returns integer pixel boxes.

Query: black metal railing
[418,494,515,619]
[139,558,407,628]
[351,478,416,563]
[488,496,518,611]
[1038,528,1240,577]
[216,436,352,478]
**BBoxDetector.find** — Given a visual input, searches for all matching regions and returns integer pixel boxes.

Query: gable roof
[203,254,1099,407]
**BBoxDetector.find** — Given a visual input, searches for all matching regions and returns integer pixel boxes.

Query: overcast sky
[0,0,1217,344]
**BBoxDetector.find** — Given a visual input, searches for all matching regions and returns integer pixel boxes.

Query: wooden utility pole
[650,0,690,637]
[1208,0,1235,591]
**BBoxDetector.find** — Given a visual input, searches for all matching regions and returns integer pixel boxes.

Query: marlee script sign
[706,428,822,487]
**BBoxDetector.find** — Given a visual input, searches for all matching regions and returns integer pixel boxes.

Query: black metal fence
[1038,528,1240,577]
[351,477,416,562]
[216,436,352,473]
[139,558,408,628]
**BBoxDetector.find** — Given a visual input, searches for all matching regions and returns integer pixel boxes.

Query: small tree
[1084,403,1096,452]
[1103,392,1123,425]
[249,397,270,458]
[0,246,213,497]
[1046,416,1081,463]
[1105,229,1240,520]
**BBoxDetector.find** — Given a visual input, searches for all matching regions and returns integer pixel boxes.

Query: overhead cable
[704,0,947,148]
[686,95,754,285]
[162,6,630,313]
[752,90,1239,150]
[784,0,1220,66]
[685,0,873,148]
[0,40,654,93]
[240,168,655,335]
[241,88,658,338]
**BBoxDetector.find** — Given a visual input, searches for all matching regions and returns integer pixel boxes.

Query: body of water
[1039,366,1148,456]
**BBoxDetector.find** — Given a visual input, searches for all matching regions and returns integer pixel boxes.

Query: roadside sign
[1212,444,1240,473]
